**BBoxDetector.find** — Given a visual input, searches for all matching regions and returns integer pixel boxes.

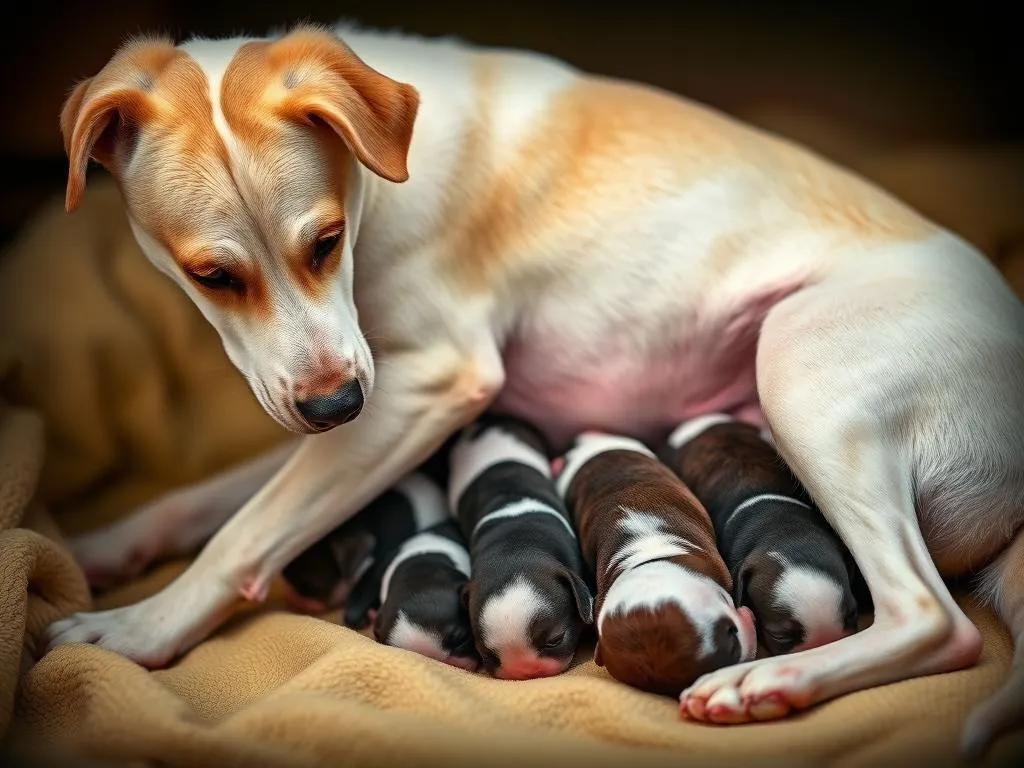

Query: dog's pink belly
[491,282,804,450]
[494,335,760,452]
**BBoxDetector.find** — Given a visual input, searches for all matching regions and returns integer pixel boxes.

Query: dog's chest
[492,286,793,450]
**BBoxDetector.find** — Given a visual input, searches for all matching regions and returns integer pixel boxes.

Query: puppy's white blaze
[379,532,471,603]
[666,413,735,450]
[609,507,699,576]
[554,433,655,499]
[471,497,577,540]
[447,426,550,511]
[387,610,447,660]
[768,552,845,639]
[599,561,731,659]
[394,472,449,531]
[479,575,549,657]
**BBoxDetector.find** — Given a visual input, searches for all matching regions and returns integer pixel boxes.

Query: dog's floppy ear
[593,640,604,668]
[60,37,178,213]
[458,581,472,611]
[561,569,595,625]
[269,26,419,183]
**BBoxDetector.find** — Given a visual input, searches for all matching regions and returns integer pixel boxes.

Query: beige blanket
[2,127,1023,767]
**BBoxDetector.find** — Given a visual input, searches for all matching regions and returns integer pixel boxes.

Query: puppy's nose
[296,380,363,429]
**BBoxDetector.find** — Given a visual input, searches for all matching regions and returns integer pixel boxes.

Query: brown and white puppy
[449,415,594,680]
[49,21,1024,757]
[661,414,861,655]
[554,432,756,696]
[281,471,448,615]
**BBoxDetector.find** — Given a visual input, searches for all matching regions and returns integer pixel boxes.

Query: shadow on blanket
[2,126,1024,766]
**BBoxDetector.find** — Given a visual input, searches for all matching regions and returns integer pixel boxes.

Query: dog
[661,414,861,655]
[280,471,448,614]
[48,20,1024,757]
[346,519,478,670]
[448,416,593,679]
[554,432,756,695]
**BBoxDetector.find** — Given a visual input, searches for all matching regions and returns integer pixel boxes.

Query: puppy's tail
[961,523,1024,760]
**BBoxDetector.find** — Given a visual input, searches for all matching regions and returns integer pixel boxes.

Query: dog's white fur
[48,21,1024,757]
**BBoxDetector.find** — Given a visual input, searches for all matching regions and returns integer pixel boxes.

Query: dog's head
[60,26,419,433]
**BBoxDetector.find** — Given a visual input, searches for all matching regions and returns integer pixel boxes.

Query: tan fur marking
[443,76,936,291]
[60,38,274,319]
[221,26,419,183]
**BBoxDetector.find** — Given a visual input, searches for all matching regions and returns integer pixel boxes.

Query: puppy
[661,414,861,654]
[339,519,478,670]
[554,432,756,696]
[448,416,594,679]
[281,472,447,614]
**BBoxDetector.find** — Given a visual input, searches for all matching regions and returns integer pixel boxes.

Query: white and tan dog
[46,21,1024,757]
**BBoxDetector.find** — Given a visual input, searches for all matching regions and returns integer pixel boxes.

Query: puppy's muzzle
[296,380,364,430]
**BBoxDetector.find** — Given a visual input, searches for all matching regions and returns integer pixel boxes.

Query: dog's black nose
[296,380,364,429]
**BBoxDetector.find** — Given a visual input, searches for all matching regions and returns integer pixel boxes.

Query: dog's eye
[189,268,239,291]
[542,631,566,650]
[311,233,341,269]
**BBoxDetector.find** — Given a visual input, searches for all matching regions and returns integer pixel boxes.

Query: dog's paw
[43,601,189,669]
[679,656,818,724]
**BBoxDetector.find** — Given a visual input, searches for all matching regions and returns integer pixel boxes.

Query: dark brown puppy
[554,432,756,696]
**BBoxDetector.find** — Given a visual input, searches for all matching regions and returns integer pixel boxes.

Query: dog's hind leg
[680,251,1006,725]
[963,527,1024,758]
[70,439,299,590]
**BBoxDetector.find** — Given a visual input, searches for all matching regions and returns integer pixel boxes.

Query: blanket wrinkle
[1,130,1024,766]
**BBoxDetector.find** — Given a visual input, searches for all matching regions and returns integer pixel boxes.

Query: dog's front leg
[42,342,504,668]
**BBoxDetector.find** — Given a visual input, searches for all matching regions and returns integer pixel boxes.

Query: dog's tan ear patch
[60,37,177,213]
[225,26,419,183]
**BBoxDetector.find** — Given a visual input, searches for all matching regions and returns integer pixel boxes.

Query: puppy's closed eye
[541,630,566,650]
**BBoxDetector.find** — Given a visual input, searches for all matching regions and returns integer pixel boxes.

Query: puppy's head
[374,569,479,672]
[466,563,594,680]
[60,26,419,433]
[281,528,376,612]
[736,549,859,655]
[596,561,756,695]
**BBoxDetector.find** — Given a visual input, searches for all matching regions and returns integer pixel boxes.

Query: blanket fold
[1,133,1024,766]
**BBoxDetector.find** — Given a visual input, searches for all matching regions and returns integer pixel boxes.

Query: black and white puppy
[661,414,861,654]
[449,415,594,680]
[280,472,448,614]
[341,519,479,670]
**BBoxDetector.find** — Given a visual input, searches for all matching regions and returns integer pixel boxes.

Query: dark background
[0,0,1020,248]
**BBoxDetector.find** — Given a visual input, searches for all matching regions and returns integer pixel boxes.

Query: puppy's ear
[733,563,753,608]
[562,569,595,625]
[268,26,419,183]
[459,581,472,611]
[593,640,604,668]
[343,553,387,630]
[371,607,387,643]
[60,37,178,213]
[328,531,376,578]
